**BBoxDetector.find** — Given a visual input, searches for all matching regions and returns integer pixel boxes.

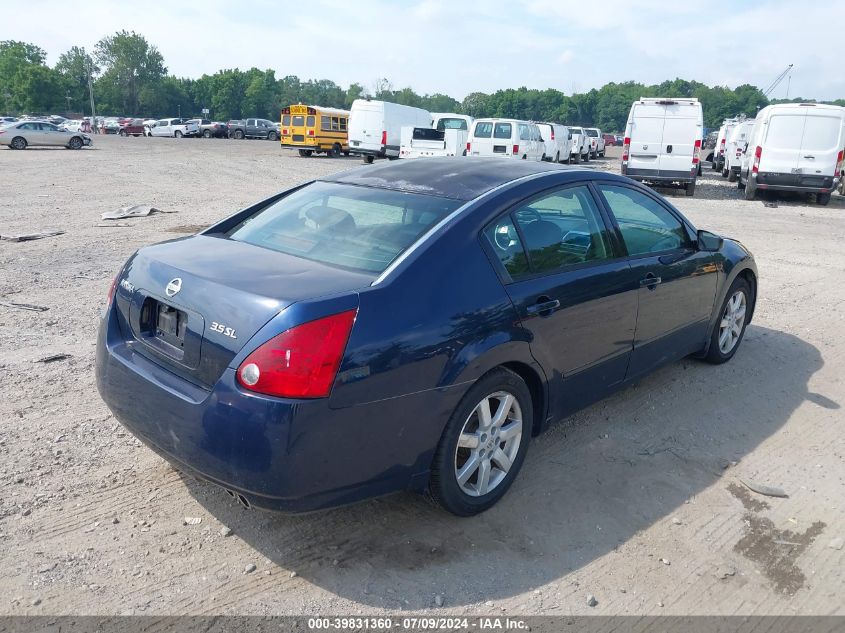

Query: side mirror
[697,229,723,252]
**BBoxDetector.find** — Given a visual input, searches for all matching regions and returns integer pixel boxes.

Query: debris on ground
[740,478,788,498]
[220,526,233,537]
[101,204,174,220]
[94,223,135,228]
[763,201,779,208]
[0,300,49,312]
[183,517,202,526]
[35,354,72,363]
[828,537,844,550]
[715,566,737,579]
[244,563,256,574]
[587,594,598,607]
[0,229,65,242]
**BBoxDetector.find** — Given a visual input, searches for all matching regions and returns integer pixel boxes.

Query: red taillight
[835,149,844,177]
[466,142,471,153]
[719,137,726,155]
[236,310,357,399]
[692,139,701,166]
[282,128,288,134]
[622,137,630,162]
[550,129,555,140]
[380,130,387,146]
[512,144,519,155]
[308,129,314,136]
[752,146,762,174]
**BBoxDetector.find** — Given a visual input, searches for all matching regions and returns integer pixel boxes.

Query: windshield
[226,182,462,274]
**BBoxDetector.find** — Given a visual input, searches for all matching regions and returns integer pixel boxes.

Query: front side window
[157,120,168,126]
[226,182,461,274]
[598,185,689,256]
[493,123,512,139]
[512,185,611,275]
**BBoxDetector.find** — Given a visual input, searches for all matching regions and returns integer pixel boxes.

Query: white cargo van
[348,99,431,163]
[567,126,590,163]
[466,119,545,161]
[536,123,572,163]
[713,118,739,173]
[739,103,845,205]
[724,119,754,182]
[622,97,704,196]
[399,125,468,158]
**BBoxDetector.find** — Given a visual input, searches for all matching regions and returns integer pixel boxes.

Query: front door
[483,183,639,419]
[596,183,718,379]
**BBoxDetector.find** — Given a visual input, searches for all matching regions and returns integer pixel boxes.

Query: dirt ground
[1,137,843,617]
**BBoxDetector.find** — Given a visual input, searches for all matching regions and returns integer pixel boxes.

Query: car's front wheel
[429,368,532,516]
[705,278,752,364]
[68,136,83,150]
[10,137,27,150]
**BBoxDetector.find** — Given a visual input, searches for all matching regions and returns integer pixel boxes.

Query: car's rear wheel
[573,153,580,164]
[685,180,696,196]
[722,167,729,178]
[817,192,831,206]
[268,131,278,141]
[298,149,313,157]
[728,169,737,182]
[554,151,560,163]
[705,278,751,364]
[119,130,127,137]
[429,368,532,516]
[233,130,244,140]
[68,136,83,150]
[744,176,757,201]
[363,155,374,164]
[11,137,27,150]
[203,130,212,138]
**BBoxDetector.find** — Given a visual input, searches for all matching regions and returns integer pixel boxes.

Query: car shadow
[181,325,826,609]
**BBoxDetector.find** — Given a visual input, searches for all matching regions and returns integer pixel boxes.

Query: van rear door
[350,102,384,152]
[659,104,700,179]
[469,121,494,156]
[628,103,664,175]
[761,111,805,173]
[797,110,844,178]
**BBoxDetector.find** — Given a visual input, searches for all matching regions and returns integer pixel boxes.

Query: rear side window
[494,123,512,139]
[598,185,690,256]
[518,124,530,141]
[483,217,530,279]
[226,182,461,274]
[473,122,493,138]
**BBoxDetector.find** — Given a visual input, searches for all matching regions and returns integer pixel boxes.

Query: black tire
[721,167,729,178]
[267,131,278,141]
[582,152,589,163]
[363,155,374,164]
[298,149,313,157]
[68,136,83,150]
[233,130,244,140]
[429,368,532,516]
[11,137,27,150]
[685,180,696,196]
[554,151,560,163]
[203,129,212,138]
[599,150,605,157]
[119,130,127,137]
[573,153,580,164]
[328,143,341,157]
[817,192,831,206]
[744,176,757,201]
[704,278,752,364]
[342,150,350,156]
[174,130,183,138]
[697,163,703,176]
[727,169,737,182]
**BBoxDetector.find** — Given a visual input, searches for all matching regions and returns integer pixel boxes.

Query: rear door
[797,110,844,177]
[659,105,701,178]
[628,103,665,175]
[350,103,383,151]
[483,183,639,417]
[469,121,494,156]
[761,111,804,173]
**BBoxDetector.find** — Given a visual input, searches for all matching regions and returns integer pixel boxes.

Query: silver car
[0,120,92,150]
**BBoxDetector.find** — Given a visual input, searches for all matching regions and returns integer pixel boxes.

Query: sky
[4,0,844,101]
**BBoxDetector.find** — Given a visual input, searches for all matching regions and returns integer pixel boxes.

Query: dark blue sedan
[96,159,757,516]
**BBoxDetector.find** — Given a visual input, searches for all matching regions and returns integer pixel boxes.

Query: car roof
[319,158,593,201]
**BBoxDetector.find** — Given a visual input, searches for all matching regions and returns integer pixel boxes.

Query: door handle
[640,274,662,289]
[526,299,561,316]
[803,155,815,159]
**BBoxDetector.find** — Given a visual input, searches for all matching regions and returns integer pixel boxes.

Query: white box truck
[348,99,432,163]
[622,98,704,196]
[739,103,845,205]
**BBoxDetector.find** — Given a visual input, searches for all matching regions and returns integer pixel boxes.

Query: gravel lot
[1,136,843,617]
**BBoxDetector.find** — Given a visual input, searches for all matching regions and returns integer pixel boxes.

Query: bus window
[292,115,305,126]
[321,116,330,131]
[331,117,340,131]
[340,118,347,131]
[306,116,315,127]
[282,115,291,126]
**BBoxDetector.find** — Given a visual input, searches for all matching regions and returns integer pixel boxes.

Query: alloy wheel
[454,391,522,497]
[719,290,747,354]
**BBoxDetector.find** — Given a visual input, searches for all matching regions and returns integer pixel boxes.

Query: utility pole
[65,91,73,113]
[87,60,98,133]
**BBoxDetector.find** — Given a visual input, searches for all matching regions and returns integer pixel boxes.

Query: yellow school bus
[280,104,350,157]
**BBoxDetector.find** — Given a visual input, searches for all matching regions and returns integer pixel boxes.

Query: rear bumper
[94,307,450,513]
[623,167,695,184]
[754,172,837,193]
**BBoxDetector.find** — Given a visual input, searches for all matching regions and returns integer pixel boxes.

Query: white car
[567,126,590,163]
[149,118,199,138]
[348,99,431,163]
[536,123,572,163]
[466,118,545,161]
[724,119,755,182]
[739,103,845,205]
[622,97,704,196]
[60,120,84,133]
[585,127,605,157]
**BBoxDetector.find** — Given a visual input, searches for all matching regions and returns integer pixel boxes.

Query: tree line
[2,33,843,132]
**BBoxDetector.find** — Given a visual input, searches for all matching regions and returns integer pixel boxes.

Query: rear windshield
[473,122,493,138]
[226,182,462,274]
[585,129,598,137]
[494,123,512,139]
[436,117,468,131]
[292,115,305,126]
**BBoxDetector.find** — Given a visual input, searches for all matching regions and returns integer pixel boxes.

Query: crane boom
[764,64,793,97]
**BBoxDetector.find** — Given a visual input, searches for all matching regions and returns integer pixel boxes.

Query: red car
[118,119,146,137]
[602,133,617,147]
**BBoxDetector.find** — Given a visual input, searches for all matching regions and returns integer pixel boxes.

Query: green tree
[95,30,166,114]
[55,46,98,115]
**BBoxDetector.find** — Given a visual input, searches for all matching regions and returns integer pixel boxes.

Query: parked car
[143,119,158,136]
[466,118,545,161]
[0,120,91,150]
[118,119,146,137]
[0,116,18,127]
[724,119,755,182]
[585,127,605,158]
[567,126,590,163]
[739,103,845,205]
[227,118,279,140]
[348,99,432,163]
[60,119,84,133]
[186,119,228,138]
[622,97,703,196]
[602,133,616,147]
[95,158,757,516]
[149,118,200,138]
[100,118,121,134]
[536,122,572,163]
